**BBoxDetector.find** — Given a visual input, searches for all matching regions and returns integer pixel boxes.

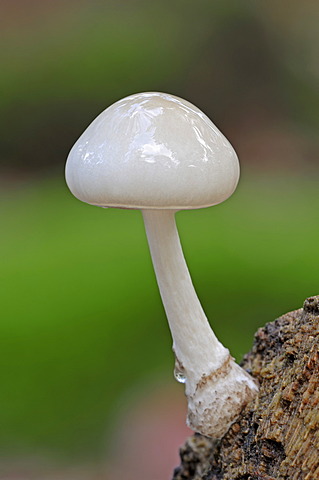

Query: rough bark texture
[173,295,319,480]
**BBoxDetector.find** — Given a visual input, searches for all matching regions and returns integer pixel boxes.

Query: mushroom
[65,92,258,438]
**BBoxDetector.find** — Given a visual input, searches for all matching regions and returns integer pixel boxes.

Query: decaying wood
[173,295,319,480]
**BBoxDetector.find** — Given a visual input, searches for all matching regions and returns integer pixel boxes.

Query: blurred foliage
[1,0,318,464]
[1,173,318,458]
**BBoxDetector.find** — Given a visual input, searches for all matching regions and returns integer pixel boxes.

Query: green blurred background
[1,0,318,477]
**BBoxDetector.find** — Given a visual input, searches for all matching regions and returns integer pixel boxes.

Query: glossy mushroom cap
[65,92,240,210]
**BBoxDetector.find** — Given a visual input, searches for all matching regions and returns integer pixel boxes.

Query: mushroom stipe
[65,92,258,438]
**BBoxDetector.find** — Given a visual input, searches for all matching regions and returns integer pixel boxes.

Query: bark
[172,295,319,480]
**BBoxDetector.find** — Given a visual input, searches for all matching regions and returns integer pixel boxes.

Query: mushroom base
[186,357,258,439]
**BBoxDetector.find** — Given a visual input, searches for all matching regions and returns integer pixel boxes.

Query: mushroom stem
[142,208,258,438]
[142,208,228,386]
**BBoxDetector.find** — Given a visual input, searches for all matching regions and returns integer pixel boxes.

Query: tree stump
[173,295,319,480]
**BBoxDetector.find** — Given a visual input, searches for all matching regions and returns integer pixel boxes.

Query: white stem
[142,209,228,392]
[142,208,258,438]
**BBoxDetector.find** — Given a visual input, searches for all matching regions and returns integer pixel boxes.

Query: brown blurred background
[1,0,318,178]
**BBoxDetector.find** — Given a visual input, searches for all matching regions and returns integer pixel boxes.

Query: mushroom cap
[65,92,240,210]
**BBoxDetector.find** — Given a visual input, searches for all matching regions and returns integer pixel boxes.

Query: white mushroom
[65,92,258,438]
